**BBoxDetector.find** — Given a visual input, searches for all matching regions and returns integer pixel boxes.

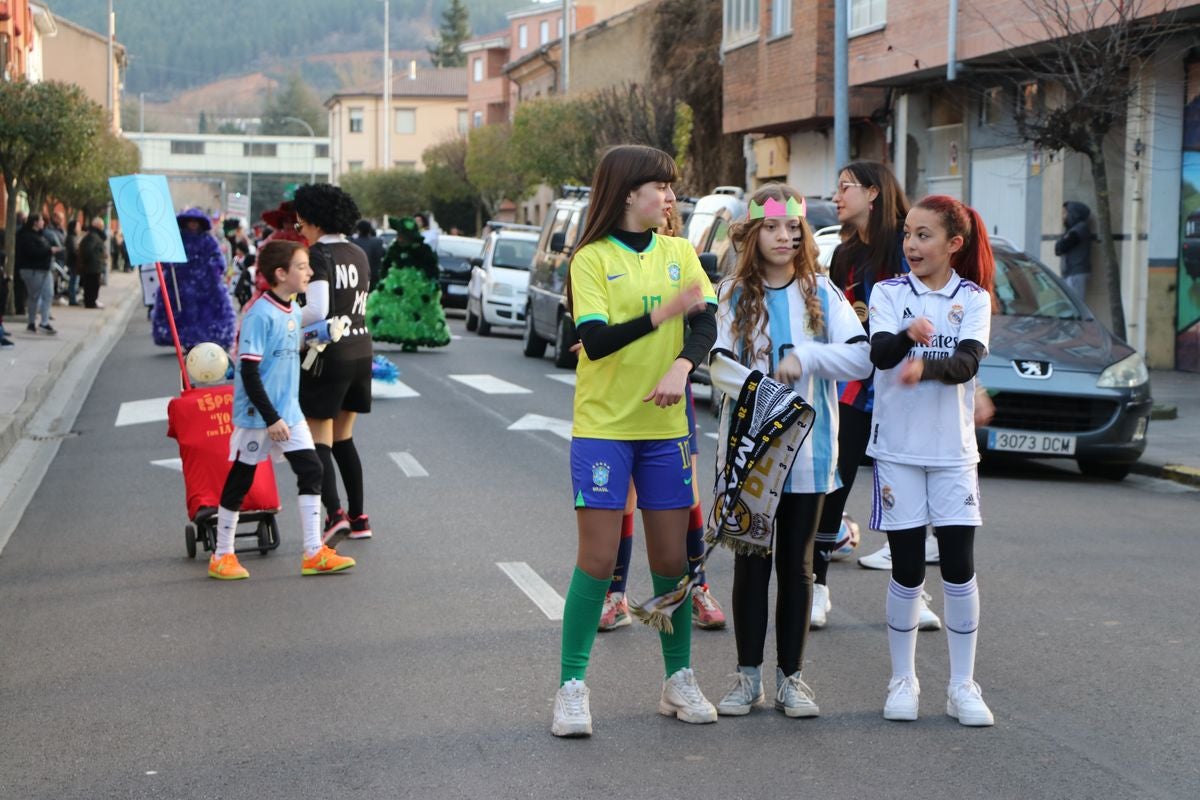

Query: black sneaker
[322,508,351,545]
[0,336,14,349]
[348,514,373,540]
[38,324,57,335]
[26,323,36,332]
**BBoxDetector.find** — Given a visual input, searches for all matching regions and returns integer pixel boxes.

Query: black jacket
[78,227,108,276]
[16,226,54,271]
[1054,201,1092,277]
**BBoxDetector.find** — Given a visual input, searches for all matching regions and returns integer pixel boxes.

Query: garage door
[969,150,1027,253]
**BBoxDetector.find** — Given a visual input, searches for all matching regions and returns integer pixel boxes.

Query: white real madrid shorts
[870,459,981,530]
[228,420,315,465]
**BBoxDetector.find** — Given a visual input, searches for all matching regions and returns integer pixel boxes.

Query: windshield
[440,239,483,259]
[993,251,1083,319]
[492,238,536,270]
[686,212,717,250]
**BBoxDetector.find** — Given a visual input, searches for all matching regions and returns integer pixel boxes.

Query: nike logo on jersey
[902,307,915,320]
[606,273,627,281]
[683,476,693,485]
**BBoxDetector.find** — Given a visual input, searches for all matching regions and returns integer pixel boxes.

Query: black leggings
[887,525,975,588]
[731,493,824,675]
[814,405,871,584]
[219,450,323,510]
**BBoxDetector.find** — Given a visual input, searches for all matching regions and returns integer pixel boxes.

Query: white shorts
[228,420,315,465]
[870,460,981,530]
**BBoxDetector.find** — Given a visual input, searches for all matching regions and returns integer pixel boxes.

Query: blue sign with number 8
[108,174,187,266]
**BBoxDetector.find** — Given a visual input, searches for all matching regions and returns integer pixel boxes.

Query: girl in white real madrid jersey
[867,194,996,727]
[711,183,872,719]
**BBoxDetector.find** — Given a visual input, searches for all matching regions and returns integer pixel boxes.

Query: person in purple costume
[152,208,237,351]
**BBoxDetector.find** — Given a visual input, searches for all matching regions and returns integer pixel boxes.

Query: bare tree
[973,0,1191,339]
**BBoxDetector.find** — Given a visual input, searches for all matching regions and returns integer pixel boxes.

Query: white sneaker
[883,676,920,721]
[775,668,819,718]
[918,591,942,631]
[857,541,892,570]
[551,679,592,737]
[810,583,831,629]
[946,680,994,726]
[659,667,718,724]
[716,666,763,716]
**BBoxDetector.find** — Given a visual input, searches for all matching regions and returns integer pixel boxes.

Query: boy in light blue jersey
[208,240,355,580]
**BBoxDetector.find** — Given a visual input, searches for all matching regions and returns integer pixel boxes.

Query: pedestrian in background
[16,213,59,334]
[868,194,996,727]
[64,219,80,306]
[0,229,13,348]
[43,211,67,305]
[551,145,719,738]
[78,217,109,310]
[1055,201,1092,303]
[151,208,236,349]
[352,219,385,287]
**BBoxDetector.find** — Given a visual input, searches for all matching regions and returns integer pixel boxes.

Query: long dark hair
[912,195,995,292]
[566,145,680,313]
[829,160,909,289]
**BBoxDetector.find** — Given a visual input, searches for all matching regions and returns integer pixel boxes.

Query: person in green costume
[366,216,451,351]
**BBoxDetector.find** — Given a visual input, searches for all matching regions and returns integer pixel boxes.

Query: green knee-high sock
[652,571,692,678]
[560,566,611,685]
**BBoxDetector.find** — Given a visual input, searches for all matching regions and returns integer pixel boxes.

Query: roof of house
[327,68,468,104]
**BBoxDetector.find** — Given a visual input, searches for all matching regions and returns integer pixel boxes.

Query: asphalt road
[1,310,1198,800]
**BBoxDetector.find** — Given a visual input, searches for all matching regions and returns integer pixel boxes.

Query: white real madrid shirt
[866,271,991,467]
[714,275,871,494]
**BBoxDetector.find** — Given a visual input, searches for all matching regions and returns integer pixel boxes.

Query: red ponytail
[913,195,995,292]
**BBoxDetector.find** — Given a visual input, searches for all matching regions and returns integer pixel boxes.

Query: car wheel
[465,303,479,332]
[1078,460,1132,481]
[522,305,548,358]
[554,314,578,369]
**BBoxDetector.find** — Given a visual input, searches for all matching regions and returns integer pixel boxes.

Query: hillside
[48,0,521,95]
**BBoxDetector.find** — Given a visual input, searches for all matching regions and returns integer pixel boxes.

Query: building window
[395,108,416,135]
[723,0,759,49]
[558,18,564,37]
[473,57,483,82]
[458,110,469,134]
[849,0,886,35]
[395,161,417,170]
[770,0,791,37]
[540,20,550,44]
[980,87,1004,127]
[349,107,364,133]
[518,24,528,49]
[348,161,364,173]
[1019,81,1039,115]
[243,142,277,157]
[473,111,483,128]
[170,140,204,155]
[315,143,329,158]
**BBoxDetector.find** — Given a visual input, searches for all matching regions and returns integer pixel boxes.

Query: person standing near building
[78,218,109,310]
[43,211,67,305]
[352,219,386,288]
[1055,201,1092,303]
[16,213,59,334]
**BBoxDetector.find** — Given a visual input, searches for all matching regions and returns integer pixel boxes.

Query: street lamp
[281,115,317,184]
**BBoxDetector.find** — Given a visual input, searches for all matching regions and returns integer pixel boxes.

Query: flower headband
[748,196,806,220]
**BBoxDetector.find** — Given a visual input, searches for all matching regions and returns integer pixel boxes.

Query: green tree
[466,123,533,220]
[423,135,482,232]
[509,99,598,188]
[429,0,471,68]
[0,80,105,305]
[56,128,142,221]
[339,167,427,221]
[260,74,328,136]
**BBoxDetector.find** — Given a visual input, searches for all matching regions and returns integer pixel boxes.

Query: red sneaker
[348,514,372,540]
[322,509,350,545]
[692,585,727,629]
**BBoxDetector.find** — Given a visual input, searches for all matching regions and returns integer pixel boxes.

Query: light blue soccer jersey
[234,294,304,428]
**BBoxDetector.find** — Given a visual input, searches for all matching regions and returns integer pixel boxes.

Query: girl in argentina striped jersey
[866,194,996,727]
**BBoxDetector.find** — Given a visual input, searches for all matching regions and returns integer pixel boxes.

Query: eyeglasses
[835,181,864,194]
[293,221,304,232]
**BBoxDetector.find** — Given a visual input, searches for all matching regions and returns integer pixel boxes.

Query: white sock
[886,579,922,680]
[299,494,322,557]
[943,575,980,686]
[216,506,239,556]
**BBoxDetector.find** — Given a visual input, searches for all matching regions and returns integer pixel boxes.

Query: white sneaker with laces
[946,680,994,726]
[775,668,819,718]
[883,676,920,721]
[810,583,831,629]
[659,667,718,724]
[918,591,942,631]
[857,541,892,570]
[551,679,592,737]
[716,666,763,716]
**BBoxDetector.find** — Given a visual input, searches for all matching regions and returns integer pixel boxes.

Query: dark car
[1182,209,1200,280]
[437,235,484,308]
[976,245,1152,480]
[524,187,590,368]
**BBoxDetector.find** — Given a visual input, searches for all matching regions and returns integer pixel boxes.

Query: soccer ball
[185,342,230,385]
[829,513,861,561]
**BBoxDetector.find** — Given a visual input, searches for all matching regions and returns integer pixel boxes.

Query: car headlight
[490,282,514,297]
[1096,352,1148,388]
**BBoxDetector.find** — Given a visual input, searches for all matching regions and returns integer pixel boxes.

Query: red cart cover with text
[167,386,280,520]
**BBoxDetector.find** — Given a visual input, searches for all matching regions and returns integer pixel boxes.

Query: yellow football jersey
[570,234,717,440]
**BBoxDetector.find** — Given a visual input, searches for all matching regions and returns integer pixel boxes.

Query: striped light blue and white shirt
[714,275,872,495]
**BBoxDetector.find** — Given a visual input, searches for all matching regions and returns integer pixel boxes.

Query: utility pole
[561,0,571,95]
[382,0,391,170]
[833,0,849,172]
[107,0,115,130]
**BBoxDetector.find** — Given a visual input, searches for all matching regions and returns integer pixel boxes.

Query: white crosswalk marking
[448,374,531,394]
[389,451,429,477]
[545,373,576,386]
[371,379,420,399]
[496,562,565,620]
[705,432,718,440]
[508,413,572,441]
[116,397,172,427]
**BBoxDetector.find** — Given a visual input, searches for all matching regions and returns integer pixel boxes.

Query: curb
[1130,460,1200,489]
[0,277,140,466]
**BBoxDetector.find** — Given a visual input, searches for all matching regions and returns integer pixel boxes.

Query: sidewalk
[1133,369,1200,488]
[0,271,142,465]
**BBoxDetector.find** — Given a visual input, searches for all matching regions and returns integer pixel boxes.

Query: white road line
[545,373,576,386]
[115,397,172,427]
[151,458,183,472]
[448,374,532,394]
[371,379,420,399]
[508,413,572,441]
[389,451,429,477]
[705,432,718,440]
[496,562,565,620]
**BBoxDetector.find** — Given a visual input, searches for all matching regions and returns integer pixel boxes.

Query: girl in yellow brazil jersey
[551,145,720,738]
